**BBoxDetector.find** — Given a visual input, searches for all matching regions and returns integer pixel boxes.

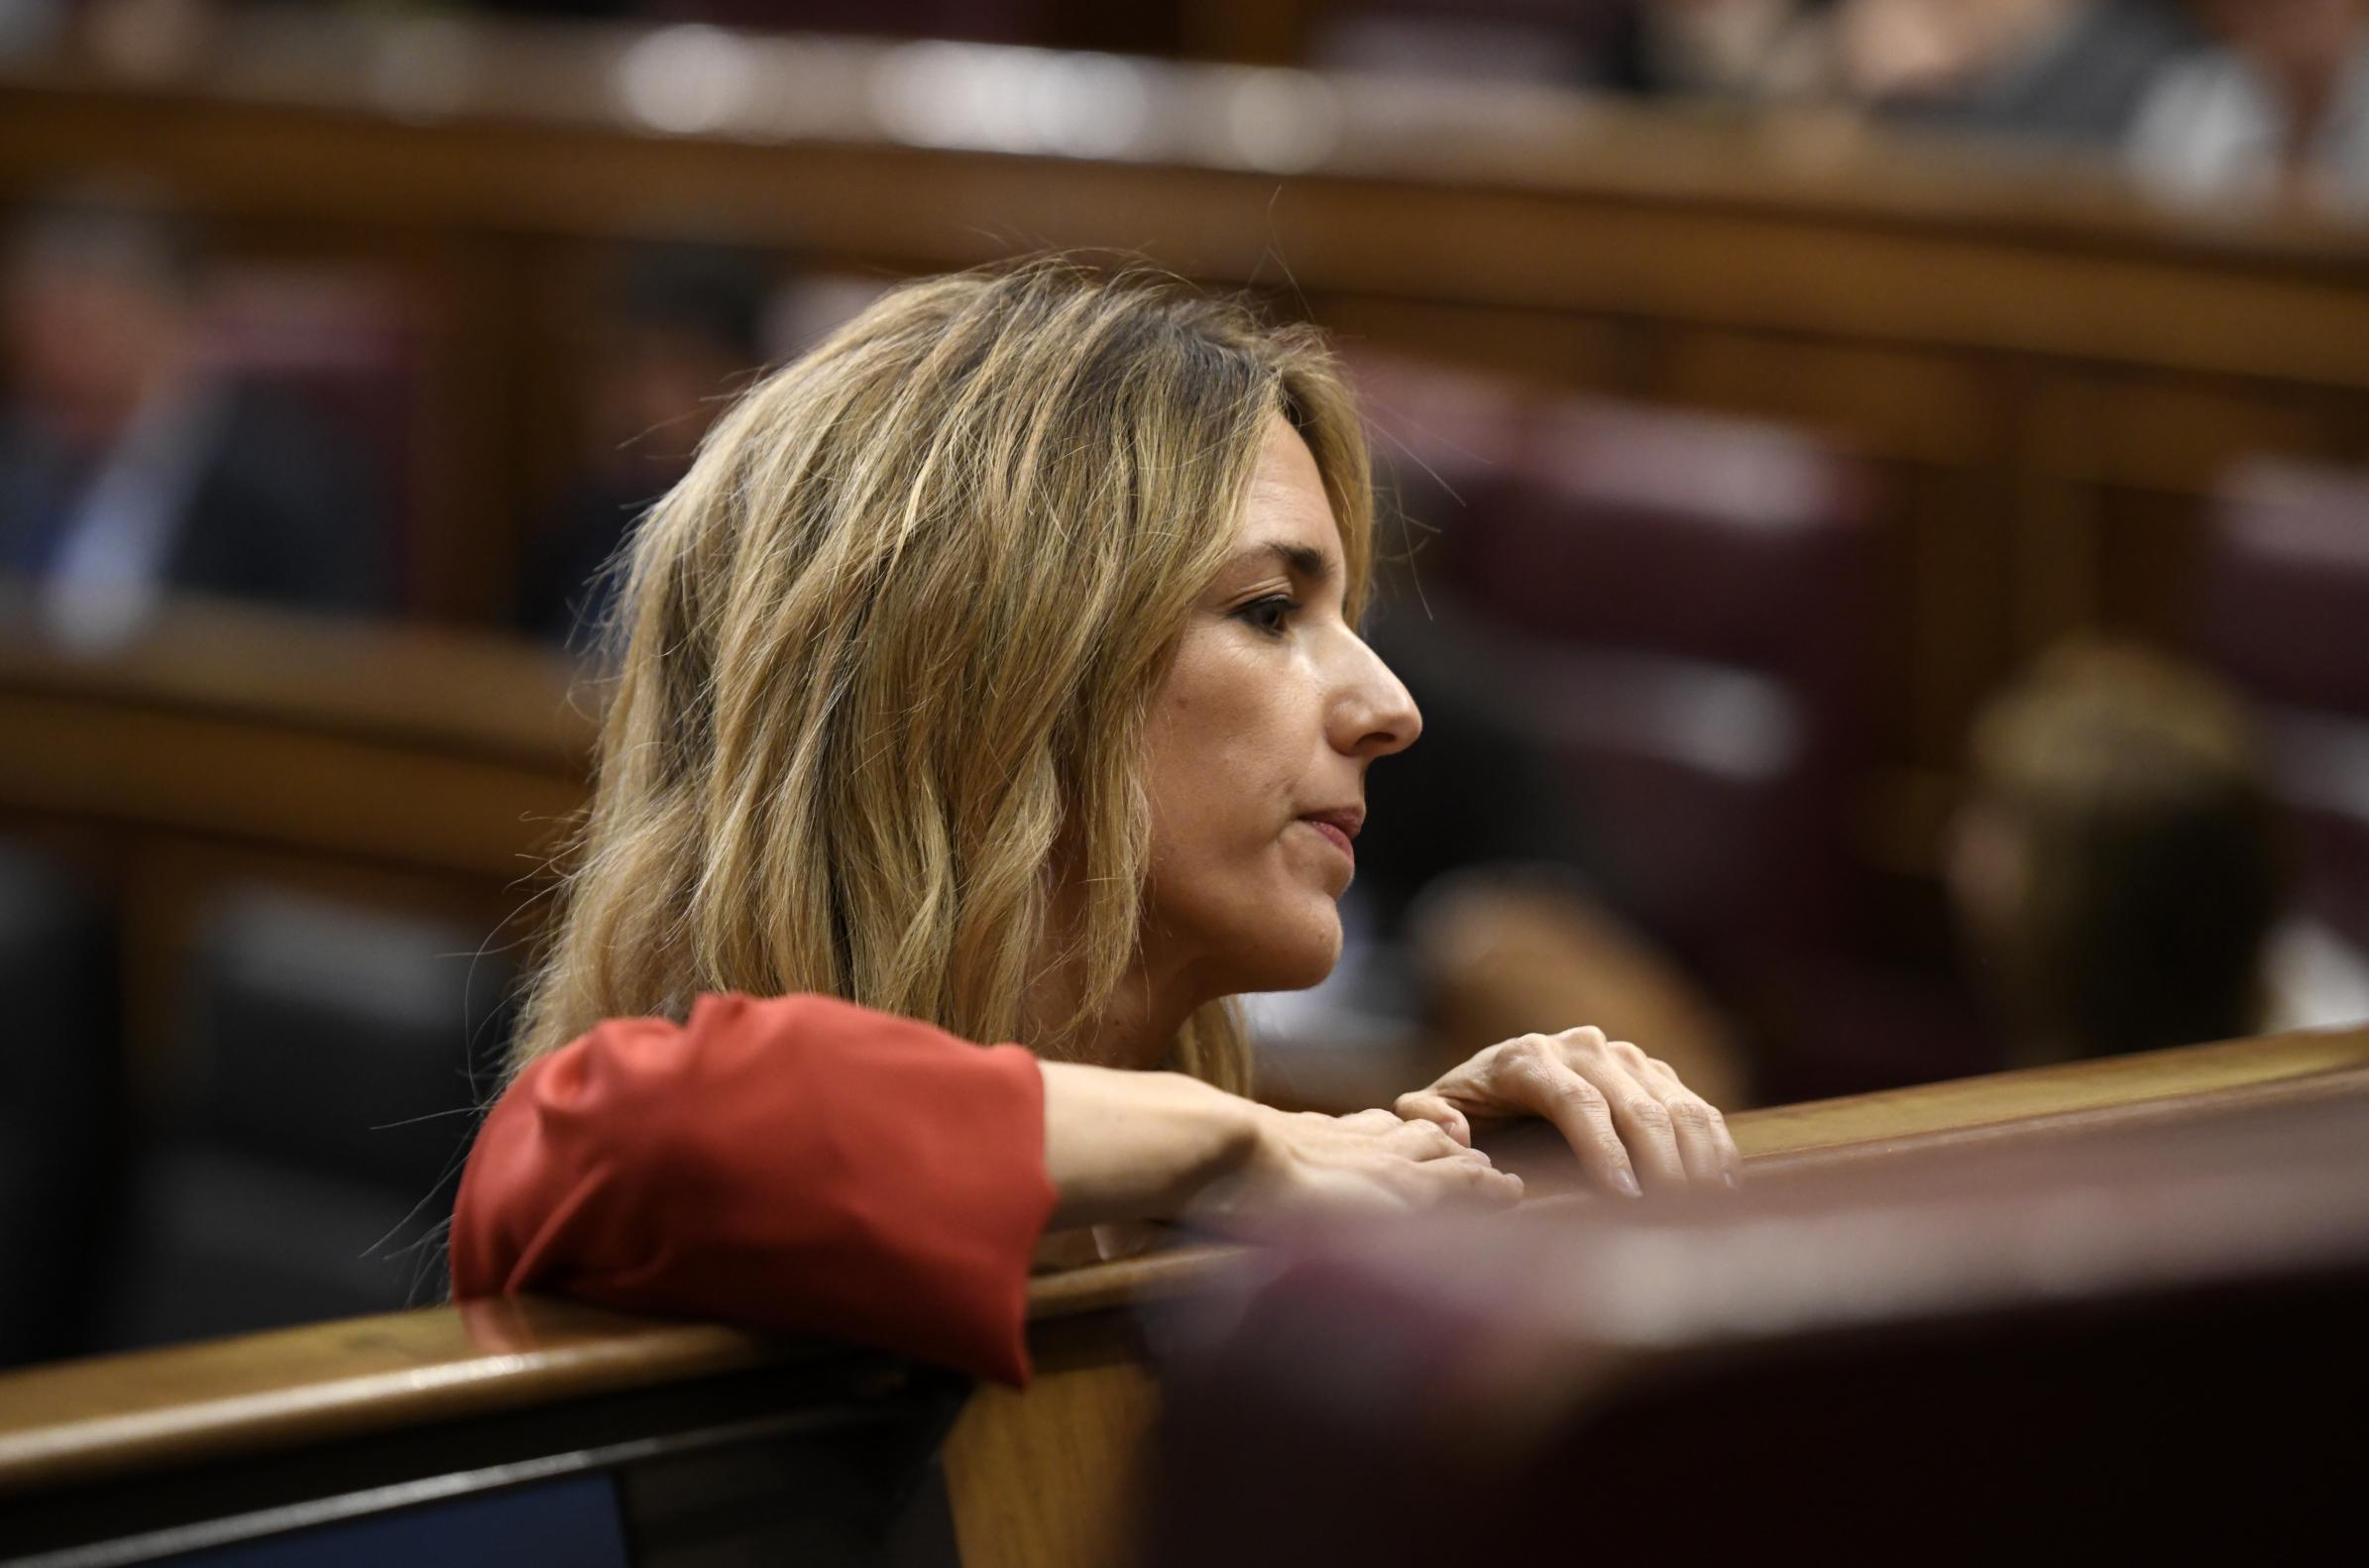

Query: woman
[452,262,1739,1386]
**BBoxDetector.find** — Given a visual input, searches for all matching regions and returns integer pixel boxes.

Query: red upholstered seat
[1349,353,1926,1096]
[1366,362,1878,961]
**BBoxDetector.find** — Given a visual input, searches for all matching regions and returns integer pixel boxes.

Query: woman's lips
[1300,818,1356,865]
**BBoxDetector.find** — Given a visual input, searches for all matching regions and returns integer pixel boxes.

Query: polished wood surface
[6,1023,2360,1507]
[1732,1026,2369,1161]
[0,1298,778,1497]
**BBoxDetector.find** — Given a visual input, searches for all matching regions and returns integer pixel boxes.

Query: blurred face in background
[1139,413,1421,998]
[1,244,193,455]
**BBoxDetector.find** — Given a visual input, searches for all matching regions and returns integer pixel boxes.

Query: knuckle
[1561,1025,1608,1048]
[1500,1043,1557,1089]
[1626,1098,1672,1132]
[1669,1100,1714,1134]
[1555,1077,1608,1113]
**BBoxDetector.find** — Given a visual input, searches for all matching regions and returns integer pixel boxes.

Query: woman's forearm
[1040,1062,1258,1228]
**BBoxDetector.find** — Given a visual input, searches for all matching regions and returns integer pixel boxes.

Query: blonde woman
[452,262,1740,1386]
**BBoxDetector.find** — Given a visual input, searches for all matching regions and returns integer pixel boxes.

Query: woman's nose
[1335,636,1422,760]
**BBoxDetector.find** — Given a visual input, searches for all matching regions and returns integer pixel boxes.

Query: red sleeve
[450,992,1058,1386]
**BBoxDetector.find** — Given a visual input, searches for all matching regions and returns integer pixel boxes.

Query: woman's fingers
[1384,1116,1500,1175]
[1637,1058,1743,1187]
[1385,1025,1743,1199]
[1391,1090,1473,1146]
[1493,1042,1642,1197]
[1587,1055,1690,1194]
[1395,1150,1523,1207]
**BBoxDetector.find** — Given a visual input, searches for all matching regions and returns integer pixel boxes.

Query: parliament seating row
[1353,348,1877,970]
[1350,348,2369,1092]
[8,14,2365,699]
[1,1026,2362,1566]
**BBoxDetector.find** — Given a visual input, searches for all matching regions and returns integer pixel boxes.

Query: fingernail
[1724,1171,1743,1190]
[1615,1170,1641,1198]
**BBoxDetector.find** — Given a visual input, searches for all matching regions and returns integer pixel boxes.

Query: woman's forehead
[1234,414,1342,559]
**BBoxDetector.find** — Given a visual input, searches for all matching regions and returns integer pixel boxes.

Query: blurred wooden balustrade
[5,8,2369,863]
[0,591,589,1093]
[2,1024,2362,1566]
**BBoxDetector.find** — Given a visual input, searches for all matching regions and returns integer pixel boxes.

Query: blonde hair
[512,260,1376,1097]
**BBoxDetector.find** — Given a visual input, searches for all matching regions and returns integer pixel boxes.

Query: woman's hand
[1192,1105,1525,1229]
[1042,1064,1521,1230]
[1395,1027,1741,1196]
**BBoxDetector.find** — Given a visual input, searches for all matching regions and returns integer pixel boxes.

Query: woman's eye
[1236,595,1298,636]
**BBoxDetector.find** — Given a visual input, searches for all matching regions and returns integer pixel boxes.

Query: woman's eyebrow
[1243,541,1334,583]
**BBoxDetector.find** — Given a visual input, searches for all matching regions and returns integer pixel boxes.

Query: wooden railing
[6,13,2368,794]
[4,1025,2363,1564]
[0,592,589,881]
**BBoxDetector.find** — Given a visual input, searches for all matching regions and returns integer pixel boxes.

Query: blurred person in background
[2128,0,2369,213]
[1833,0,2196,143]
[1948,641,2369,1068]
[0,195,387,638]
[1613,0,1841,102]
[515,242,771,648]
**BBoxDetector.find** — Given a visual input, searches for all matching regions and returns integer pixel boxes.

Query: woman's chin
[1221,908,1343,994]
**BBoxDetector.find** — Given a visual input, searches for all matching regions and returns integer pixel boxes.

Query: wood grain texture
[942,1311,1164,1568]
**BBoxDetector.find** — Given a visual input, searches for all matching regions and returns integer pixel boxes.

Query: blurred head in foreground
[517,260,1417,1091]
[1949,641,2282,1064]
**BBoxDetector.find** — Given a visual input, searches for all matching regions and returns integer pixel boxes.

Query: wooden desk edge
[2,1024,2361,1495]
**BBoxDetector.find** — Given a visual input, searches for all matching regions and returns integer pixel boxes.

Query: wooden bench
[4,1025,2362,1564]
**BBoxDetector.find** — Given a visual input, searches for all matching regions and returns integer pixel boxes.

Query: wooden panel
[0,693,581,876]
[0,598,589,878]
[1653,333,1997,467]
[942,1311,1161,1568]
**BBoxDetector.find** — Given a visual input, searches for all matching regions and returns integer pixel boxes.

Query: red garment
[451,991,1058,1386]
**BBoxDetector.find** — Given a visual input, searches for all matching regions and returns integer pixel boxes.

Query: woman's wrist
[1041,1061,1261,1228]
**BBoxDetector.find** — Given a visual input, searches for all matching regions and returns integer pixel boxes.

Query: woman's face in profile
[1139,413,1421,997]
